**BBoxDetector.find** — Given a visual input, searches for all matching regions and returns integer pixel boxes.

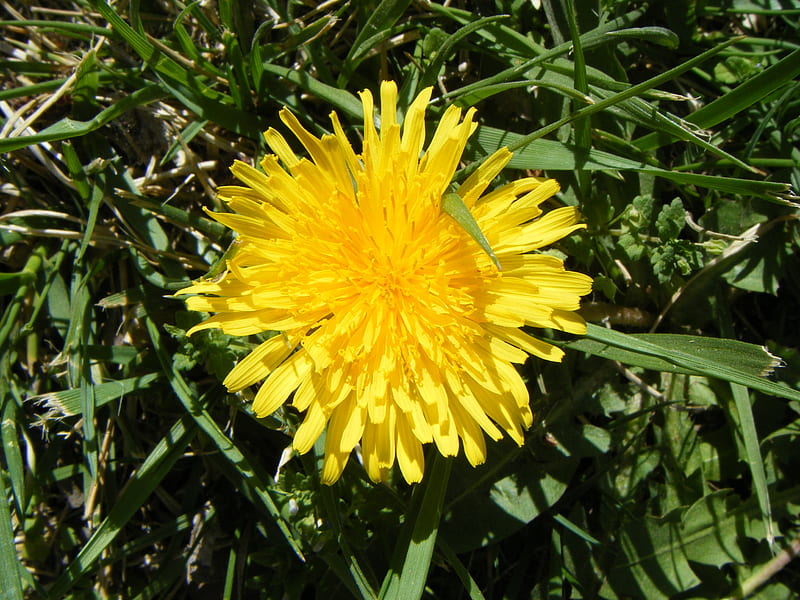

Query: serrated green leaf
[655,198,686,242]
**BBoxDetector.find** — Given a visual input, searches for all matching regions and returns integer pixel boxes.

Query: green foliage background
[1,0,800,598]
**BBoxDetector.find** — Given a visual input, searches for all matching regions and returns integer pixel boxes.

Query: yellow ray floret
[176,80,593,485]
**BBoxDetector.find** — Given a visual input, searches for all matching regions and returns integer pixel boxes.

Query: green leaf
[636,48,800,150]
[573,325,797,402]
[655,198,686,242]
[607,488,785,599]
[338,0,412,85]
[474,127,790,198]
[143,315,305,560]
[442,192,501,269]
[417,15,510,91]
[0,472,23,600]
[441,450,576,553]
[568,332,781,379]
[729,382,774,545]
[259,64,364,120]
[0,85,167,153]
[29,373,162,417]
[380,454,451,600]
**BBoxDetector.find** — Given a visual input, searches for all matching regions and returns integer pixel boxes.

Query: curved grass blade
[320,486,378,600]
[338,0,412,86]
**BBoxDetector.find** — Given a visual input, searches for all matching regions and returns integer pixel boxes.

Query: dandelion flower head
[178,81,592,484]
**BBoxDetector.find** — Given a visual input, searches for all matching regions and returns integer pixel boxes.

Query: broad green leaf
[607,490,768,599]
[441,449,576,553]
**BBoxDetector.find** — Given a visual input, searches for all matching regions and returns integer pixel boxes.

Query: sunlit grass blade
[475,127,790,198]
[380,454,452,600]
[635,48,800,150]
[582,324,800,402]
[0,85,167,153]
[0,469,23,600]
[417,15,509,92]
[442,8,648,102]
[728,382,774,546]
[503,36,744,154]
[29,373,161,417]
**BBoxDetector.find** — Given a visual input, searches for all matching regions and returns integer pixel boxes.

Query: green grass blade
[437,538,487,600]
[88,0,260,138]
[0,85,167,153]
[1,405,25,519]
[417,15,510,92]
[259,64,364,120]
[0,472,23,600]
[635,48,800,150]
[442,8,648,103]
[504,37,743,155]
[380,454,452,600]
[475,127,790,198]
[338,0,412,86]
[29,373,162,417]
[728,382,774,546]
[442,192,501,269]
[567,334,780,378]
[582,324,800,403]
[45,416,198,598]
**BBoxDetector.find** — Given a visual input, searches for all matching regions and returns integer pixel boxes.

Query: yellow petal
[252,350,314,417]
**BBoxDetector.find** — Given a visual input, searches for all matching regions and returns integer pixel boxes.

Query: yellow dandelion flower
[177,81,592,485]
